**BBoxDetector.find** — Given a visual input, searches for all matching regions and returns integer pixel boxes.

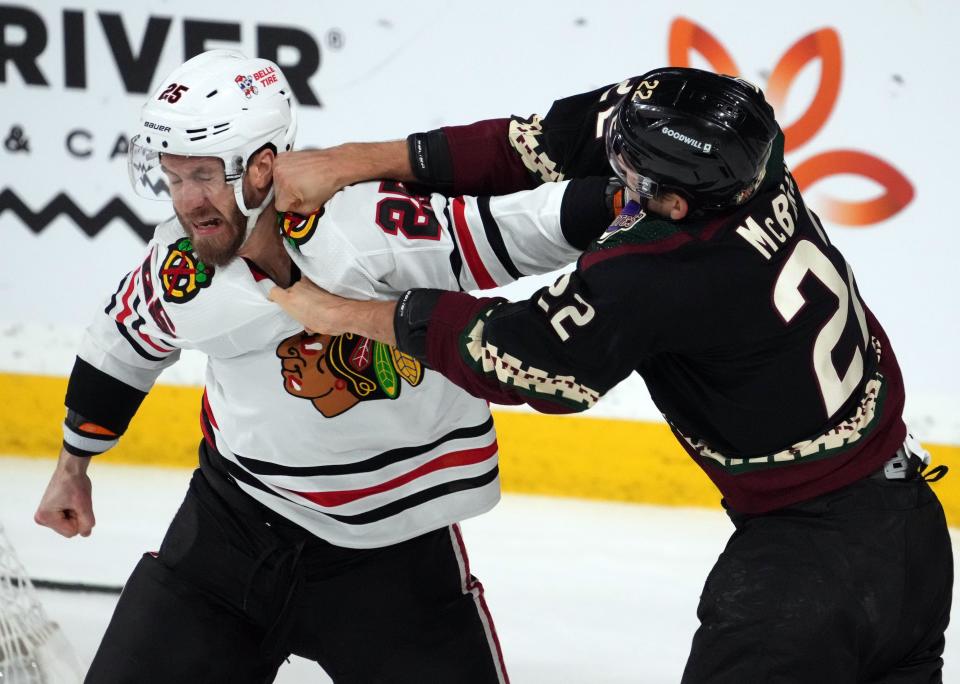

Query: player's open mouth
[193,218,223,235]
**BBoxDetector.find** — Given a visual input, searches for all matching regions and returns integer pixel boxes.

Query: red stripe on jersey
[243,258,271,282]
[202,389,219,429]
[118,271,175,354]
[699,215,728,241]
[137,327,175,353]
[580,232,694,270]
[199,407,215,448]
[451,197,497,289]
[287,440,498,507]
[116,272,138,324]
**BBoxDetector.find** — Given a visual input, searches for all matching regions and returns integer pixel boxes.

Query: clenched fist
[35,448,96,538]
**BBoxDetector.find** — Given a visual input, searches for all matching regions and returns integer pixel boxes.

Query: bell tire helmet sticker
[252,65,280,87]
[160,238,214,303]
[235,74,258,99]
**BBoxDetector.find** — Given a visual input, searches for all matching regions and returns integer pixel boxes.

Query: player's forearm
[409,119,536,196]
[393,289,569,411]
[268,280,399,345]
[271,282,589,413]
[334,140,415,184]
[55,445,91,475]
[352,299,399,347]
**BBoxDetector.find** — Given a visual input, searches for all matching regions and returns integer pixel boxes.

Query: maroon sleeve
[423,291,579,414]
[415,79,634,196]
[441,119,538,196]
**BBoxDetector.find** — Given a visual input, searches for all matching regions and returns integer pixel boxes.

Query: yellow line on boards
[3,372,958,524]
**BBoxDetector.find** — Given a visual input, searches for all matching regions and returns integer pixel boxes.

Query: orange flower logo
[668,18,913,227]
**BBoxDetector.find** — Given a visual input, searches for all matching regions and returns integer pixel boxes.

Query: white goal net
[0,523,82,684]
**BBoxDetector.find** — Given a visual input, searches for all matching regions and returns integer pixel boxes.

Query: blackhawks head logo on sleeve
[278,210,321,250]
[161,238,214,303]
[277,331,423,418]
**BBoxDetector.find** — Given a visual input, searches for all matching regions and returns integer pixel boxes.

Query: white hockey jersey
[66,180,579,548]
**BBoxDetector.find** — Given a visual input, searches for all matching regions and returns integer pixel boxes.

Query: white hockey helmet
[128,49,298,231]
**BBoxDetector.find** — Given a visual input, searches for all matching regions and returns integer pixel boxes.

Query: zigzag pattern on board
[0,188,156,242]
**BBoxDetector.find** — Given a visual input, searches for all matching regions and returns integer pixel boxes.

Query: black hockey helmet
[606,67,778,211]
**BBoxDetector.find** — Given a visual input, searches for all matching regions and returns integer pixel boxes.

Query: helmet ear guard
[606,67,778,213]
[231,143,289,233]
[128,49,298,234]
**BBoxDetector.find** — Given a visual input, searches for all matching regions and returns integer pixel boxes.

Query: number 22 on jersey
[537,272,596,341]
[773,238,869,419]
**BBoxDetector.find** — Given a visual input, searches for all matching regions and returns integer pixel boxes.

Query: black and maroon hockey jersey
[398,80,908,513]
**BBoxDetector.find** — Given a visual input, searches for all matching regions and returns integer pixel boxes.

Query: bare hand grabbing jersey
[405,81,908,512]
[63,179,586,547]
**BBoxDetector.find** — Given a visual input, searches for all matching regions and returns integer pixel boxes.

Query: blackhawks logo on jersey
[277,330,423,418]
[160,238,214,303]
[278,210,321,250]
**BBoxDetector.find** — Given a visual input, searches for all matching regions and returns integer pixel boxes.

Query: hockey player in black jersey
[270,68,953,682]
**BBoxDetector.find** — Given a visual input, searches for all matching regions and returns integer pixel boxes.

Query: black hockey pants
[683,467,953,683]
[85,443,507,684]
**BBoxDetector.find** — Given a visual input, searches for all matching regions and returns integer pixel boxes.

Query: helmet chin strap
[232,178,275,240]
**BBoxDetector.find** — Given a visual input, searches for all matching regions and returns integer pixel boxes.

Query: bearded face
[175,203,247,267]
[160,154,248,266]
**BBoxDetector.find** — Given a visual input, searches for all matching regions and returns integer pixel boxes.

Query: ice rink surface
[2,456,958,683]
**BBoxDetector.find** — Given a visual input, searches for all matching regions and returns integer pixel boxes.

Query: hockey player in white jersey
[33,51,619,682]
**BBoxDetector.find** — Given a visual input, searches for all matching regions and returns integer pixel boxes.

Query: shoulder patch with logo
[582,206,695,266]
[597,200,647,244]
[278,210,322,250]
[160,238,214,303]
